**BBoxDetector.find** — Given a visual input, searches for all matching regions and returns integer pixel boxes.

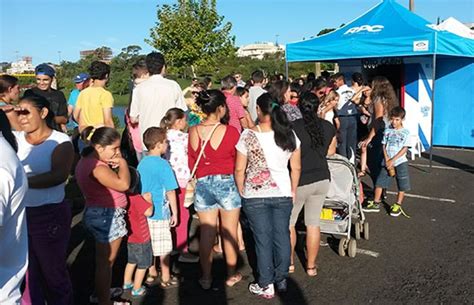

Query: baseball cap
[73,73,90,83]
[35,63,55,77]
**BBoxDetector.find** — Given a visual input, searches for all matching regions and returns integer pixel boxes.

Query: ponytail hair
[160,108,185,129]
[0,110,17,152]
[80,126,120,157]
[298,92,325,149]
[257,93,296,152]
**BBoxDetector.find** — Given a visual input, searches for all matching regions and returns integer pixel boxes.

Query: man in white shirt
[334,72,357,162]
[130,52,187,153]
[248,70,267,122]
[0,129,28,305]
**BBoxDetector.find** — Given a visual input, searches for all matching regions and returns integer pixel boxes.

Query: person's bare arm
[239,117,249,130]
[28,142,74,188]
[289,148,302,203]
[92,157,130,192]
[167,190,178,227]
[361,100,384,147]
[327,136,337,156]
[103,107,115,128]
[234,151,248,196]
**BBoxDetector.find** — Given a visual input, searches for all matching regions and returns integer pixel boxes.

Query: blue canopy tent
[286,0,474,156]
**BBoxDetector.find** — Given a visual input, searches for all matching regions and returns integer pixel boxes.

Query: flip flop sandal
[306,266,318,277]
[225,272,242,287]
[160,278,179,289]
[131,286,146,297]
[122,283,133,290]
[288,264,295,273]
[145,274,159,285]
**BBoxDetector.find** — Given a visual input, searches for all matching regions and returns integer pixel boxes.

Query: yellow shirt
[76,86,114,129]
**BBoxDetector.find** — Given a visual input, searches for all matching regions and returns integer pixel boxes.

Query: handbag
[184,123,220,208]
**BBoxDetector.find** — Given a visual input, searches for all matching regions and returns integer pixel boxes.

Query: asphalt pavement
[67,147,474,305]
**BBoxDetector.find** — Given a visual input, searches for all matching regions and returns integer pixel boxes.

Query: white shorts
[147,219,172,256]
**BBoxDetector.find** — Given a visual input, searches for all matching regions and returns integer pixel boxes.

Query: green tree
[146,0,235,76]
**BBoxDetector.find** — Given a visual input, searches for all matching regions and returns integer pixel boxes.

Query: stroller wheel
[348,239,357,258]
[363,222,369,240]
[354,222,361,240]
[338,237,347,257]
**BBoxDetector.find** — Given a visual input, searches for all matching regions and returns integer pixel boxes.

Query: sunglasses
[15,109,31,115]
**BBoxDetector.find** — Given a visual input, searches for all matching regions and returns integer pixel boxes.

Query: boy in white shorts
[137,127,179,288]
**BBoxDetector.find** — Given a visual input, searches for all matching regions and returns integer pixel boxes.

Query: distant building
[80,49,112,61]
[7,57,35,74]
[236,42,285,60]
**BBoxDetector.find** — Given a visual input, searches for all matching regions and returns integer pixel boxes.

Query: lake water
[112,106,126,128]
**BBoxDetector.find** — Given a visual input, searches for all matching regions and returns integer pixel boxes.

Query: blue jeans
[243,197,292,287]
[195,174,241,212]
[337,115,358,160]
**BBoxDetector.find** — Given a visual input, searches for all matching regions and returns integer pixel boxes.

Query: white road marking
[410,163,474,172]
[356,248,380,258]
[386,191,456,203]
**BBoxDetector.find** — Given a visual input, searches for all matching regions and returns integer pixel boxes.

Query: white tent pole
[429,32,438,170]
[285,60,289,80]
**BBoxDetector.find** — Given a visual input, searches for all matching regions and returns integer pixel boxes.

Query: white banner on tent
[404,57,433,151]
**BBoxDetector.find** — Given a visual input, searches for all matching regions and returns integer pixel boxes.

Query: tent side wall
[433,57,474,148]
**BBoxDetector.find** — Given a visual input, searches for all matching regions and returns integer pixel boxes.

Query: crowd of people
[0,51,413,304]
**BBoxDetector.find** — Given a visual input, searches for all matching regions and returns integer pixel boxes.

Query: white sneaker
[249,283,275,299]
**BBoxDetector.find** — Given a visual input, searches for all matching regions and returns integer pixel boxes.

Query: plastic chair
[408,134,422,160]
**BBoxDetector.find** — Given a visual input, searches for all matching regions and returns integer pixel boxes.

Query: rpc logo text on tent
[344,25,384,35]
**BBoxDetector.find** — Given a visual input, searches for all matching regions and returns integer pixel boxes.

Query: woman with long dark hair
[289,92,337,277]
[235,93,301,299]
[188,90,242,290]
[360,76,399,209]
[13,95,74,304]
[268,80,302,122]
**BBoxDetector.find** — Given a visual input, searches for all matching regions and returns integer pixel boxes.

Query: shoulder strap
[190,123,220,178]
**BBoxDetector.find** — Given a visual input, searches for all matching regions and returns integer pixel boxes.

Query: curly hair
[370,76,398,116]
[298,92,325,149]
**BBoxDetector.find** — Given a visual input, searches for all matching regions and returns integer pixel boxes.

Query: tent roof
[286,0,474,62]
[435,17,474,40]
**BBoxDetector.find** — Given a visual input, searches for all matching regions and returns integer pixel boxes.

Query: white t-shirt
[0,135,28,305]
[14,130,70,207]
[130,74,187,149]
[324,110,335,124]
[248,86,266,122]
[236,128,301,198]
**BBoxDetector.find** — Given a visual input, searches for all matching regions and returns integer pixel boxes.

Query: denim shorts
[127,241,153,269]
[194,174,241,212]
[376,161,411,192]
[83,207,128,243]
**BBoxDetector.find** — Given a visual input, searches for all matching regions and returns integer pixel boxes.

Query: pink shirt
[223,91,246,133]
[76,157,128,208]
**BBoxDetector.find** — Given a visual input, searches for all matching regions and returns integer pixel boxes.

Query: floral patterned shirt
[236,128,300,198]
[165,129,190,188]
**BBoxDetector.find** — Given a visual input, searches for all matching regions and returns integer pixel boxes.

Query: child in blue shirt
[137,127,179,288]
[363,107,411,217]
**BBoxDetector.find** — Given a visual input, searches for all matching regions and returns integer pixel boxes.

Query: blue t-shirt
[66,89,80,129]
[382,126,410,167]
[137,155,178,220]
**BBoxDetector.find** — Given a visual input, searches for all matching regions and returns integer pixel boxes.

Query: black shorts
[127,241,153,269]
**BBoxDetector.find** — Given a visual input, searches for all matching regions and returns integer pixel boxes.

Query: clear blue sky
[1,0,472,65]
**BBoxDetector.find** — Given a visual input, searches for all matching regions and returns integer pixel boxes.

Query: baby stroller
[320,154,369,258]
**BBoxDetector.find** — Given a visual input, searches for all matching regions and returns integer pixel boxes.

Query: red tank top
[188,125,240,178]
